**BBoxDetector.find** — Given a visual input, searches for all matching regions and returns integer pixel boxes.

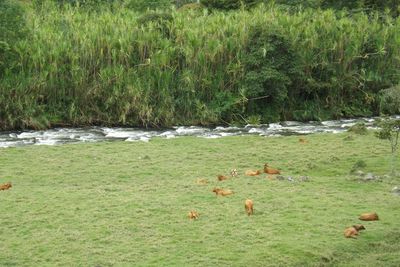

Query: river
[1,116,397,148]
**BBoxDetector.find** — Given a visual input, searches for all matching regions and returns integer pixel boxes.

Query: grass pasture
[0,133,399,266]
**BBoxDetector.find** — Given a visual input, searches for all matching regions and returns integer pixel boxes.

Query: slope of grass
[0,133,399,266]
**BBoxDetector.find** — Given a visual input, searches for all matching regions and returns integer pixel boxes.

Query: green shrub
[126,0,172,11]
[379,86,400,115]
[347,122,368,135]
[0,41,11,74]
[274,0,321,9]
[137,10,174,24]
[201,0,258,10]
[55,0,118,7]
[320,0,363,10]
[375,117,400,175]
[350,159,367,173]
[136,11,174,38]
[177,2,204,12]
[246,115,261,125]
[175,0,197,8]
[32,0,121,10]
[273,0,399,16]
[364,0,400,17]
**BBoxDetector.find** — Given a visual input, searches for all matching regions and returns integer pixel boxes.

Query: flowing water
[0,116,397,148]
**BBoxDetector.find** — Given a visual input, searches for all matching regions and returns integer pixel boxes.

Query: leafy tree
[375,118,400,176]
[241,27,302,121]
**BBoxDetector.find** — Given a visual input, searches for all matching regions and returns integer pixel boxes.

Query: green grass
[0,133,399,266]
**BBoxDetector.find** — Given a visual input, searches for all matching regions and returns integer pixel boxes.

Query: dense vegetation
[0,0,400,130]
[202,0,400,15]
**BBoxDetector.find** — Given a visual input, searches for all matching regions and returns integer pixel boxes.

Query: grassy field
[0,132,399,266]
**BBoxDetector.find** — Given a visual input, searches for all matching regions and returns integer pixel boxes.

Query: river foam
[0,116,397,148]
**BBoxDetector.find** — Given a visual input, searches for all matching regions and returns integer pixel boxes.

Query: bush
[126,0,173,11]
[136,11,174,37]
[273,0,399,15]
[0,41,11,74]
[201,0,258,10]
[354,159,367,168]
[246,115,261,125]
[348,122,368,135]
[32,0,121,9]
[137,10,174,24]
[55,0,117,7]
[175,0,197,8]
[375,117,400,175]
[363,0,400,17]
[274,0,321,9]
[379,86,400,115]
[177,2,204,12]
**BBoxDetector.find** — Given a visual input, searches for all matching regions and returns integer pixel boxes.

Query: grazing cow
[188,211,199,220]
[245,199,254,216]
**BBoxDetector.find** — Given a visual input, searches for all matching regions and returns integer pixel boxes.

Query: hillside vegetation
[1,0,400,130]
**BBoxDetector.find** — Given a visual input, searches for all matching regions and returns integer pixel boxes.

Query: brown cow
[359,212,379,221]
[188,211,199,220]
[245,170,261,176]
[245,199,254,216]
[264,164,281,175]
[344,225,365,238]
[217,175,229,181]
[0,182,12,191]
[212,188,234,196]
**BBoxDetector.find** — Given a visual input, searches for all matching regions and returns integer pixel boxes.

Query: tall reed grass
[1,2,399,130]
